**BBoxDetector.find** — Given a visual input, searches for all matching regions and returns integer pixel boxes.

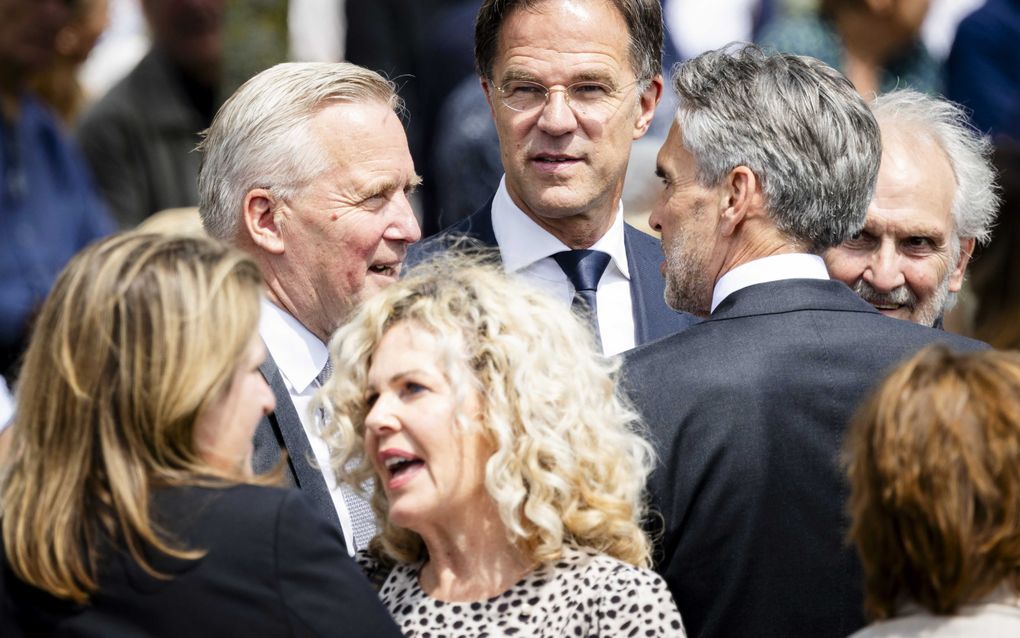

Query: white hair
[871,90,999,247]
[197,62,401,241]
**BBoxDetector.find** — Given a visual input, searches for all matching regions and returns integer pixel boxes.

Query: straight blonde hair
[1,232,263,603]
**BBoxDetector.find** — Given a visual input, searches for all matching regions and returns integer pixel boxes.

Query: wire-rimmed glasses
[495,79,638,118]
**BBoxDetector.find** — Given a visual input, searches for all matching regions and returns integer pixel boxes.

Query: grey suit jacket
[622,278,986,638]
[252,353,343,537]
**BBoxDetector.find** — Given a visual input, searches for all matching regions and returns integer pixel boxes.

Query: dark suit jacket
[621,278,986,638]
[252,353,343,536]
[1,484,401,637]
[408,201,699,345]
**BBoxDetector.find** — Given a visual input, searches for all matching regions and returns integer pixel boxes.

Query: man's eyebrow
[499,69,540,83]
[572,70,616,84]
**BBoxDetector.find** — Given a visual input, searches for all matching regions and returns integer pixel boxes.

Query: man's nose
[536,89,579,136]
[384,193,422,243]
[862,244,906,292]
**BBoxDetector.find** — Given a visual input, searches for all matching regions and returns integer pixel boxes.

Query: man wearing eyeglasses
[410,0,697,354]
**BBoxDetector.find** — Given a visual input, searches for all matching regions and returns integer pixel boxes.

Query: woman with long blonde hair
[320,254,684,637]
[0,232,400,637]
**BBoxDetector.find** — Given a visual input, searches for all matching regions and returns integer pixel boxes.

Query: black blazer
[622,279,986,638]
[407,201,699,345]
[1,484,401,637]
[252,352,343,536]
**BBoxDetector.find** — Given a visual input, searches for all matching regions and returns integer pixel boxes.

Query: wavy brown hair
[1,232,263,603]
[845,345,1020,620]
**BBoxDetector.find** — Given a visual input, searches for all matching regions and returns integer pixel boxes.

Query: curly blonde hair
[318,252,655,567]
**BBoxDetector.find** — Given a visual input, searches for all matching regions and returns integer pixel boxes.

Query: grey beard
[852,276,951,327]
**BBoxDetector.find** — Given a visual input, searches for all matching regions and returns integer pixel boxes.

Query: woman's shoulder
[552,545,661,584]
[547,545,686,636]
[153,483,295,520]
[151,484,317,546]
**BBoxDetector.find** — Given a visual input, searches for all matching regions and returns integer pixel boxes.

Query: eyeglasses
[495,79,638,118]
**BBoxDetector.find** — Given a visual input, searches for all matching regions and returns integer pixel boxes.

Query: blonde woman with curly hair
[0,233,401,638]
[845,345,1020,637]
[319,254,685,637]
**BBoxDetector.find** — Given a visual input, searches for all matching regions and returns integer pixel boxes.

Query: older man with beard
[824,90,999,327]
[621,45,985,638]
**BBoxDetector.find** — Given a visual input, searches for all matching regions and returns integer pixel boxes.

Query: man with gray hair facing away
[622,45,984,638]
[198,62,422,555]
[825,90,999,328]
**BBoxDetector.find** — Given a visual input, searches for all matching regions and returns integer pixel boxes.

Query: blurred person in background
[845,345,1020,637]
[0,0,114,386]
[31,0,110,125]
[946,0,1020,143]
[77,0,225,228]
[758,0,939,96]
[320,255,685,636]
[825,90,998,329]
[0,232,401,637]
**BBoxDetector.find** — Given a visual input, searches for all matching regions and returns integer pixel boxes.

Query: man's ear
[633,75,664,139]
[242,188,286,255]
[718,166,760,237]
[948,236,976,292]
[480,76,498,119]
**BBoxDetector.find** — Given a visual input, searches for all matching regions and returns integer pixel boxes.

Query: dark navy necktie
[552,249,612,349]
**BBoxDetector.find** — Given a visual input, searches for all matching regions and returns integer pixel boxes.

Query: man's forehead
[870,129,956,234]
[492,0,634,76]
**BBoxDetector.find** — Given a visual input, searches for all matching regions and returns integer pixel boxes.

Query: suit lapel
[454,198,498,246]
[254,352,342,529]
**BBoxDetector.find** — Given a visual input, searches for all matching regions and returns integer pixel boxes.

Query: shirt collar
[490,176,631,279]
[258,297,328,393]
[711,253,829,313]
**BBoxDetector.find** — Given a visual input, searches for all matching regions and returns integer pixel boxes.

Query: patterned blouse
[358,544,686,637]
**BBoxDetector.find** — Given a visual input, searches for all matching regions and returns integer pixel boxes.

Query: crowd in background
[1,0,1020,637]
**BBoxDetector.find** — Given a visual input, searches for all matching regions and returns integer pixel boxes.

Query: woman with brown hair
[0,232,400,637]
[845,344,1020,637]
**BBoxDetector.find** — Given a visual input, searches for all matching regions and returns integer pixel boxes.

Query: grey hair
[474,0,663,83]
[197,62,401,242]
[672,44,881,251]
[871,90,999,247]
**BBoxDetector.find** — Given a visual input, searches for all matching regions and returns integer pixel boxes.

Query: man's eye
[843,232,874,248]
[506,82,544,97]
[904,236,935,251]
[570,83,611,100]
[360,192,388,207]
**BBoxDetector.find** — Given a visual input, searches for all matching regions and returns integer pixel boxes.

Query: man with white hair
[825,90,999,327]
[198,62,422,554]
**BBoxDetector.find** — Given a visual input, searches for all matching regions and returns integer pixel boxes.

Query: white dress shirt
[711,253,830,313]
[258,298,359,556]
[490,177,636,355]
